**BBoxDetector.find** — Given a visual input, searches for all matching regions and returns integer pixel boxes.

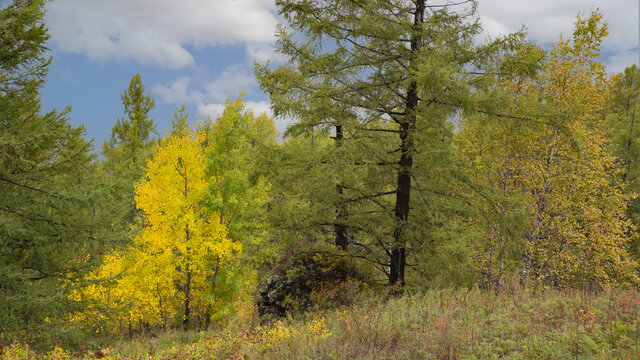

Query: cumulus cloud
[477,0,636,68]
[45,0,278,68]
[46,0,635,71]
[153,66,256,105]
[204,66,256,103]
[246,42,288,64]
[153,76,198,104]
[152,65,294,131]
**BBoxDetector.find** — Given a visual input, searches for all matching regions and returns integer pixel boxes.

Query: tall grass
[4,286,640,359]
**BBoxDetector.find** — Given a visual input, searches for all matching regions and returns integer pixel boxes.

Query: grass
[3,285,640,359]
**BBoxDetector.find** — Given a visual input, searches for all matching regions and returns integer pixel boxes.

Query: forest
[3,0,640,358]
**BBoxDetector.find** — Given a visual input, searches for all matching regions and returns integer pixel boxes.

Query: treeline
[2,0,640,349]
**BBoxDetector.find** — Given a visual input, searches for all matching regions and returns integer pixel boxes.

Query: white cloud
[153,66,256,106]
[246,42,287,64]
[479,15,512,39]
[204,66,256,103]
[153,66,293,130]
[476,0,637,70]
[45,0,278,68]
[153,76,197,104]
[196,103,227,120]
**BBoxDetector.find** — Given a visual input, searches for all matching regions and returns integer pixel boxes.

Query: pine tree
[0,0,111,345]
[101,74,157,243]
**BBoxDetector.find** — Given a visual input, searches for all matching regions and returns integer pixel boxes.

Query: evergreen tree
[102,73,156,174]
[257,0,524,287]
[0,0,111,345]
[101,74,157,241]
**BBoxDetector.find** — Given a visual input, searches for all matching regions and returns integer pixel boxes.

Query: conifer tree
[0,0,110,344]
[102,73,156,173]
[257,0,525,286]
[101,74,157,242]
[607,65,640,257]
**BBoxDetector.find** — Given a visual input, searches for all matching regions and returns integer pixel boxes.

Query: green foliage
[102,73,156,163]
[607,65,640,258]
[257,0,528,286]
[0,0,113,347]
[100,74,158,245]
[202,95,271,257]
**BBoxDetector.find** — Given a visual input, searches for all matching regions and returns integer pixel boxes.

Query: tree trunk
[184,267,191,329]
[183,222,191,329]
[335,124,349,250]
[204,257,221,329]
[390,0,425,287]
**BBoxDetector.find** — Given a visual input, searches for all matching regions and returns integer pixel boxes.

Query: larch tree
[256,0,525,286]
[102,73,156,172]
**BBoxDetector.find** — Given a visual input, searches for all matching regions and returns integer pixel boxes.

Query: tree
[132,125,239,329]
[257,0,524,287]
[458,13,636,288]
[101,74,157,240]
[202,96,271,249]
[200,96,272,324]
[0,0,111,345]
[607,65,640,257]
[102,73,156,173]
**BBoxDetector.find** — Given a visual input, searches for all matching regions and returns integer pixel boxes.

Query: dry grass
[4,285,640,359]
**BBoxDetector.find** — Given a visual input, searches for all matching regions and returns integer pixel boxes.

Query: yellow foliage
[458,12,637,288]
[75,125,242,331]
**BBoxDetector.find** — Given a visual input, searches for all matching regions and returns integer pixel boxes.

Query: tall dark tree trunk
[335,124,349,250]
[390,0,425,287]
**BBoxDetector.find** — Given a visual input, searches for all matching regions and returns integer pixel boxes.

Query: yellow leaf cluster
[75,126,242,331]
[458,12,637,289]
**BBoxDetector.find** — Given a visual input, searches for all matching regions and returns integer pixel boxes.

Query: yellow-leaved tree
[76,124,241,332]
[457,12,637,289]
[133,125,240,329]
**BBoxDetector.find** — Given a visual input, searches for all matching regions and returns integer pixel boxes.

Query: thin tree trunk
[390,0,424,287]
[183,223,191,329]
[184,265,191,329]
[205,257,221,329]
[335,124,349,250]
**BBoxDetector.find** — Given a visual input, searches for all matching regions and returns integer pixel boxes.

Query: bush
[257,244,373,318]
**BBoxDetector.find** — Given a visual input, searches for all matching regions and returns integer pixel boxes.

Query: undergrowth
[4,286,640,359]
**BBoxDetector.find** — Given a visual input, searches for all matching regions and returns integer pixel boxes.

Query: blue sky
[40,0,638,150]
